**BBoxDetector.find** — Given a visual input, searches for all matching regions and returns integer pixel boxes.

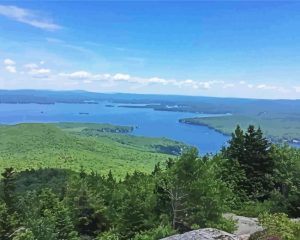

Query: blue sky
[0,1,300,99]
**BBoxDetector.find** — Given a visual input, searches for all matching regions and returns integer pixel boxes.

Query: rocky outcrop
[223,213,263,236]
[161,214,298,240]
[160,214,264,240]
[160,228,240,240]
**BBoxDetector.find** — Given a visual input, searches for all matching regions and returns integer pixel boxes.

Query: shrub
[132,225,176,240]
[258,213,300,240]
[233,201,272,217]
[208,217,237,234]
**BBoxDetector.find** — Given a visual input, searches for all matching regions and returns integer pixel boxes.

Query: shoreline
[179,119,300,147]
[179,119,231,137]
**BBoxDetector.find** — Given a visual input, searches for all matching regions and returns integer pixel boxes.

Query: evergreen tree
[244,126,273,198]
[107,170,116,189]
[1,167,16,213]
[0,168,19,240]
[224,125,274,200]
[0,202,18,240]
[225,125,245,162]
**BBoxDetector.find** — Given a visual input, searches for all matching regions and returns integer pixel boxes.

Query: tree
[224,125,274,200]
[65,178,109,238]
[0,202,18,240]
[158,172,188,230]
[16,189,79,240]
[12,228,35,240]
[243,126,273,198]
[117,172,156,239]
[1,167,16,213]
[225,125,245,162]
[0,168,19,240]
[270,145,300,217]
[156,148,232,232]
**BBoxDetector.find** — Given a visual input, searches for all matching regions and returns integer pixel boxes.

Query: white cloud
[172,79,222,90]
[223,83,235,89]
[3,58,15,65]
[148,77,169,85]
[256,83,288,93]
[196,80,224,89]
[257,84,277,90]
[83,80,92,84]
[3,57,294,97]
[30,68,50,75]
[112,73,131,81]
[59,71,92,80]
[0,5,61,31]
[24,62,50,77]
[24,63,39,69]
[58,70,292,95]
[5,65,16,73]
[294,86,300,93]
[58,70,226,91]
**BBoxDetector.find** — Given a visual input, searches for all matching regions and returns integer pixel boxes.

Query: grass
[0,123,185,178]
[180,114,300,143]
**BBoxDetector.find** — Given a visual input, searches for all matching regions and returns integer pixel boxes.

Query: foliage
[180,113,300,143]
[155,148,234,232]
[0,123,183,178]
[232,200,272,218]
[217,125,300,219]
[270,145,300,217]
[258,213,300,240]
[208,217,237,234]
[133,225,176,240]
[223,125,274,200]
[12,228,35,240]
[0,148,237,239]
[0,124,299,239]
[96,231,120,240]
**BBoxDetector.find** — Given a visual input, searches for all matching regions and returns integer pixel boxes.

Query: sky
[0,1,300,99]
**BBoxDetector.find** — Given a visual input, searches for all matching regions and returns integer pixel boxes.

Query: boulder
[223,213,263,236]
[160,228,240,240]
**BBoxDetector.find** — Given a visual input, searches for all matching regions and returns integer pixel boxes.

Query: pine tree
[107,170,116,189]
[224,125,274,200]
[1,167,16,213]
[0,203,18,240]
[224,125,245,161]
[244,126,274,199]
[0,168,19,240]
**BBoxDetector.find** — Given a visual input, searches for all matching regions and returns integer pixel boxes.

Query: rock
[223,213,263,236]
[160,228,240,240]
[239,234,251,240]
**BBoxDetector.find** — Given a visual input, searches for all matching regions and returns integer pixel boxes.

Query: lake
[0,102,229,154]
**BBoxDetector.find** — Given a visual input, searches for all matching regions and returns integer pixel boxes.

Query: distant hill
[1,89,300,143]
[0,122,186,177]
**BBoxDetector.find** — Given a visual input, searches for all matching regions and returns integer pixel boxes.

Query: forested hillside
[0,125,299,239]
[0,123,186,177]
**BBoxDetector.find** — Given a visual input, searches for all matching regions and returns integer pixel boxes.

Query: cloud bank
[1,58,299,99]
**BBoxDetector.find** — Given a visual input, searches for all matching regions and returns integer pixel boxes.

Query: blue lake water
[0,103,229,154]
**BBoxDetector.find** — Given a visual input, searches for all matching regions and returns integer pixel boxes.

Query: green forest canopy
[0,123,299,239]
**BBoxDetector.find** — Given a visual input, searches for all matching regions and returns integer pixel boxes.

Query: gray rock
[223,213,263,235]
[160,228,240,240]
